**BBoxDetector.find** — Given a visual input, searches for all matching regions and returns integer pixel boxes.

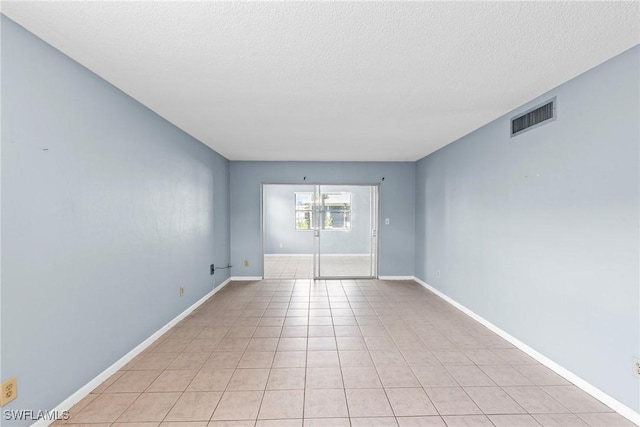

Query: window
[295,191,351,230]
[295,192,314,230]
[322,192,351,230]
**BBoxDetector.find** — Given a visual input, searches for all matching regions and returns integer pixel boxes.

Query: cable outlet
[633,356,640,378]
[210,264,215,275]
[244,260,249,267]
[179,286,185,297]
[0,376,17,406]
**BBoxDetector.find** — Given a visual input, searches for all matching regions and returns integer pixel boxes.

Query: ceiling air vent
[511,97,556,137]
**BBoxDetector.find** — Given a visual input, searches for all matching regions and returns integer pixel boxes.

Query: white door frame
[261,183,379,280]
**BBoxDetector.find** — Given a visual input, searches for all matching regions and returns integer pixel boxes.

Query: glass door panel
[263,184,316,279]
[314,185,377,279]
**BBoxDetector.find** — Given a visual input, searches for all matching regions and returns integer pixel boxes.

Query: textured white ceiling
[2,1,638,161]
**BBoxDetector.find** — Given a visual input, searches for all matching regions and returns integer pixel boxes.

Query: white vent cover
[511,98,556,136]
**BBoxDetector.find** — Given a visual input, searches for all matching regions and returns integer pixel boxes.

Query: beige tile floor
[56,279,635,427]
[264,255,374,279]
[264,255,314,279]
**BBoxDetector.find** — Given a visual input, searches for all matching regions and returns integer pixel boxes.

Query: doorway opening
[262,184,379,279]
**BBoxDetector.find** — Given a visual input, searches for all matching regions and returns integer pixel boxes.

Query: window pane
[325,211,351,229]
[295,210,311,230]
[295,192,314,210]
[322,192,351,230]
[295,191,352,230]
[322,192,350,206]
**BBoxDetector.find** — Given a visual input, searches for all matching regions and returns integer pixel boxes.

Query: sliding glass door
[262,183,378,280]
[313,185,378,279]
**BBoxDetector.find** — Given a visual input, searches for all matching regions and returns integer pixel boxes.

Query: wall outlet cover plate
[0,377,17,406]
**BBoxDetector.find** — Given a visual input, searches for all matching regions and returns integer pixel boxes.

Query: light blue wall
[231,162,415,277]
[264,184,315,254]
[264,184,373,254]
[1,16,230,422]
[415,46,640,412]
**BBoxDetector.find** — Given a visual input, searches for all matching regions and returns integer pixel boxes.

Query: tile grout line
[335,279,352,423]
[359,280,404,424]
[66,278,632,427]
[301,278,310,423]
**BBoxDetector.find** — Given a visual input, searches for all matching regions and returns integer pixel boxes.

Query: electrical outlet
[633,356,640,378]
[436,270,441,278]
[210,264,215,275]
[0,377,17,406]
[244,260,249,267]
[179,286,185,297]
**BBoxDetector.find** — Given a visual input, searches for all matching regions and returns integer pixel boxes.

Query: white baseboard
[412,276,640,426]
[263,253,371,257]
[264,253,311,257]
[230,276,263,281]
[235,276,413,281]
[33,278,232,427]
[318,253,371,257]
